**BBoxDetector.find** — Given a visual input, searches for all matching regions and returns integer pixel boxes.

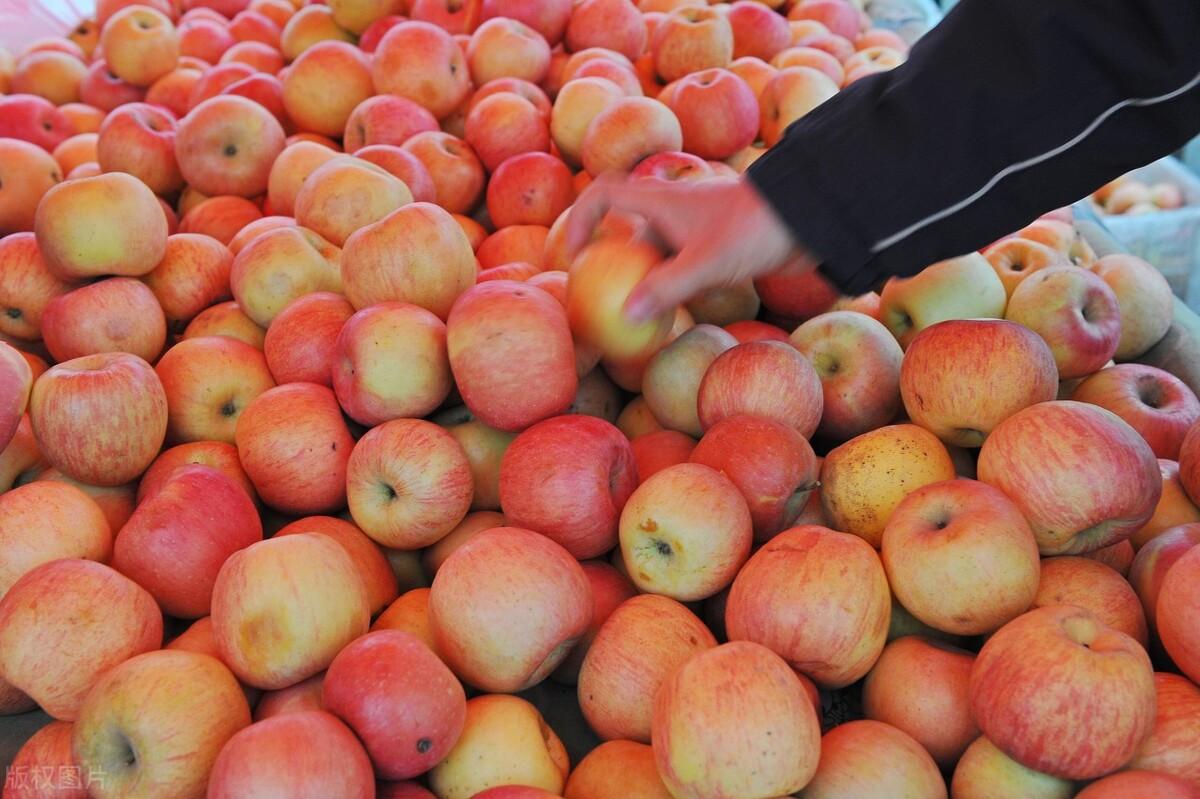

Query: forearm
[747,0,1200,294]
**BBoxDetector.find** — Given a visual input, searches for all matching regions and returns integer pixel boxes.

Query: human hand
[565,173,815,322]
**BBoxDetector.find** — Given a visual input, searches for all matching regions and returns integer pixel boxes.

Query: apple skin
[565,0,646,61]
[1005,265,1121,380]
[0,341,32,453]
[800,720,947,799]
[372,588,439,657]
[1071,364,1200,460]
[276,516,399,617]
[1033,556,1148,647]
[1158,545,1200,684]
[322,630,466,780]
[725,524,890,688]
[428,694,570,799]
[231,225,343,329]
[690,414,818,542]
[983,237,1068,298]
[371,21,472,121]
[668,67,758,160]
[143,234,235,333]
[631,430,696,483]
[1075,771,1200,799]
[41,277,168,364]
[499,415,637,559]
[267,141,340,217]
[234,383,355,515]
[652,6,734,82]
[950,735,1074,799]
[356,144,437,203]
[882,479,1040,637]
[30,352,167,488]
[34,172,168,281]
[0,481,111,599]
[728,1,791,60]
[1132,460,1200,549]
[563,739,672,799]
[436,410,516,512]
[1092,253,1175,361]
[969,604,1156,780]
[333,301,451,425]
[283,41,374,139]
[551,561,636,684]
[182,301,266,350]
[792,310,904,442]
[550,77,624,167]
[346,418,474,549]
[878,253,1008,349]
[1130,523,1200,637]
[758,65,838,146]
[253,672,325,721]
[899,319,1058,448]
[1128,672,1200,785]
[486,151,573,229]
[578,594,715,742]
[697,340,824,437]
[206,711,375,799]
[0,232,74,342]
[176,95,286,198]
[4,721,85,798]
[113,465,263,619]
[619,462,752,601]
[0,93,74,152]
[96,102,182,196]
[429,527,591,692]
[100,5,179,87]
[978,400,1161,555]
[263,291,354,388]
[581,97,683,177]
[342,201,477,320]
[72,650,251,799]
[421,510,508,577]
[294,159,414,249]
[0,559,162,721]
[448,281,577,433]
[345,95,440,153]
[401,132,486,215]
[212,534,371,691]
[652,641,821,799]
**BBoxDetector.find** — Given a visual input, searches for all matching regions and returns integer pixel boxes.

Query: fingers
[564,174,687,259]
[623,243,725,323]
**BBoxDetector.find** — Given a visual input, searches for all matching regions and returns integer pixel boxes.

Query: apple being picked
[978,401,1160,555]
[429,527,591,692]
[1071,364,1200,460]
[73,650,250,799]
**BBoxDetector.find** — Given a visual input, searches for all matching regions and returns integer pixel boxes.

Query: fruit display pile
[1,0,1200,797]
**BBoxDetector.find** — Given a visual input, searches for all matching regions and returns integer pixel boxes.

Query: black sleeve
[746,0,1200,295]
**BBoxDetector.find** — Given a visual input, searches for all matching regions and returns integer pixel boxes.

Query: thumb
[623,244,725,324]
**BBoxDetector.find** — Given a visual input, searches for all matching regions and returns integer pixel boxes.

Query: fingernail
[624,294,653,323]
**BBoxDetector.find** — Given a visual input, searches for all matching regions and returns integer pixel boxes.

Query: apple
[772,46,844,84]
[4,721,83,797]
[156,335,276,444]
[372,588,438,655]
[429,526,590,692]
[274,517,396,617]
[0,93,74,151]
[436,409,516,512]
[252,671,325,721]
[1130,523,1200,638]
[950,735,1074,799]
[486,151,573,229]
[187,63,257,110]
[295,158,414,247]
[578,593,715,742]
[878,253,1008,349]
[581,97,682,176]
[138,441,256,504]
[653,6,734,84]
[898,319,1059,448]
[207,711,375,798]
[499,414,636,557]
[465,92,550,173]
[178,196,264,246]
[468,77,553,119]
[977,401,1161,555]
[548,78,623,166]
[631,429,696,481]
[0,233,73,342]
[141,234,234,333]
[11,50,87,106]
[630,151,715,184]
[282,41,374,138]
[642,324,737,437]
[0,140,62,236]
[266,141,340,217]
[342,201,477,319]
[231,225,342,328]
[113,465,262,619]
[792,310,904,442]
[1075,771,1200,799]
[0,480,111,599]
[983,237,1070,299]
[41,277,167,364]
[34,172,167,281]
[428,694,570,798]
[1005,265,1121,379]
[565,0,646,61]
[653,641,821,799]
[322,630,465,780]
[212,534,370,690]
[421,510,507,576]
[1033,556,1148,646]
[758,65,838,146]
[1092,253,1175,360]
[182,301,267,349]
[725,523,888,688]
[477,224,551,269]
[563,740,670,799]
[401,132,486,214]
[372,22,472,120]
[468,18,551,85]
[620,462,752,601]
[753,266,837,323]
[573,58,643,95]
[0,343,32,454]
[697,342,822,441]
[801,720,946,799]
[73,649,250,799]
[180,16,235,62]
[344,95,439,152]
[0,559,161,720]
[882,479,1040,636]
[52,133,98,177]
[481,0,571,45]
[447,281,577,431]
[261,292,353,388]
[1083,537,1135,577]
[1128,672,1200,784]
[356,145,438,203]
[176,95,287,198]
[551,561,636,684]
[1071,364,1200,460]
[30,352,167,487]
[969,605,1156,780]
[728,0,790,60]
[1132,460,1200,549]
[1158,544,1200,683]
[1184,421,1200,506]
[100,5,179,88]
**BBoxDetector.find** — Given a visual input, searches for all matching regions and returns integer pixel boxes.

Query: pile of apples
[1093,173,1188,216]
[2,0,1200,796]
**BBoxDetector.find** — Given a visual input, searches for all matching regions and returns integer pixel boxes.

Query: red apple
[563,739,672,799]
[176,94,286,198]
[137,440,256,504]
[0,480,111,599]
[0,232,73,342]
[551,561,636,684]
[728,0,791,60]
[0,93,74,151]
[1034,555,1148,646]
[344,95,439,152]
[401,132,486,214]
[1074,770,1200,799]
[801,720,946,799]
[156,335,276,444]
[4,721,83,798]
[630,429,696,482]
[372,21,472,120]
[641,324,736,438]
[1128,672,1200,785]
[696,340,824,437]
[96,102,181,195]
[356,144,438,203]
[465,92,550,173]
[486,151,573,229]
[1005,265,1121,379]
[1158,544,1200,683]
[142,234,235,333]
[42,277,167,364]
[565,0,646,61]
[1072,364,1200,460]
[262,291,353,387]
